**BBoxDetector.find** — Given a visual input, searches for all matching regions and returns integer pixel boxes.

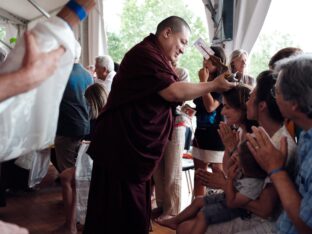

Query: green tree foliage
[9,37,16,44]
[0,26,16,47]
[249,31,297,78]
[106,32,124,61]
[107,0,209,82]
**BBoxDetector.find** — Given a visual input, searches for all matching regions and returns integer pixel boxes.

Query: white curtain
[87,0,107,65]
[231,0,271,53]
[203,0,271,54]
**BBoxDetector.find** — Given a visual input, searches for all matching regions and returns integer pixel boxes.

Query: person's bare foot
[155,216,178,230]
[155,214,175,222]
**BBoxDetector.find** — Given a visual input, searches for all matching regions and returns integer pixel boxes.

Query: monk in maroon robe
[84,16,234,234]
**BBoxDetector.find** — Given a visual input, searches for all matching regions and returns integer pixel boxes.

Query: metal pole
[27,0,50,19]
[0,39,12,50]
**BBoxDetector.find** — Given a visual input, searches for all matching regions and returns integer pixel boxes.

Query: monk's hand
[246,126,288,174]
[211,71,236,93]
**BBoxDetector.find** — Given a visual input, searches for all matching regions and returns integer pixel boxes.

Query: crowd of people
[0,1,311,234]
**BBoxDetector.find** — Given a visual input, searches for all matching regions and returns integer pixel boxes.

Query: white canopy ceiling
[0,0,67,23]
[0,0,107,66]
[0,0,272,65]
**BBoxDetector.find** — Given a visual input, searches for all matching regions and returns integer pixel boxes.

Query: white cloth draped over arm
[0,17,76,161]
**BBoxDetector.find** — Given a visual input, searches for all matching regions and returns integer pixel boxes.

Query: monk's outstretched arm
[159,72,235,102]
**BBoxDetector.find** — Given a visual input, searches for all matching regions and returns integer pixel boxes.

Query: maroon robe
[84,34,179,234]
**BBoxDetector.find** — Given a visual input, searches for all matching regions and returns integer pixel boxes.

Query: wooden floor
[0,166,176,234]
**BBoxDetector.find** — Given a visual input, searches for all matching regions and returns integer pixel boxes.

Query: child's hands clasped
[227,160,240,180]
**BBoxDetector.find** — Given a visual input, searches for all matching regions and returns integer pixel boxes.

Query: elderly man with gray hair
[94,55,116,93]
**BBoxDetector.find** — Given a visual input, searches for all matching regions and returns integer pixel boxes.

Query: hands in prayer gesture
[218,121,239,154]
[227,160,240,180]
[246,126,288,174]
[195,168,227,190]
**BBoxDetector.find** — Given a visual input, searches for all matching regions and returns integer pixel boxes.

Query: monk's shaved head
[156,16,191,36]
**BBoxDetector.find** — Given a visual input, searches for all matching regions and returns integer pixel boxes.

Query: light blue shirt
[277,128,312,233]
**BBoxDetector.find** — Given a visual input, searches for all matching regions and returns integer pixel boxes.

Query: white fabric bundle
[0,17,76,161]
[75,141,93,224]
[14,148,51,188]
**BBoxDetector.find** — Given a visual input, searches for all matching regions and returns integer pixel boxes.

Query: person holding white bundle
[0,0,96,161]
[0,0,96,233]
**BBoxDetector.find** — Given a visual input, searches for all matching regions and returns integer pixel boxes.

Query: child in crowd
[157,141,267,234]
[59,83,107,233]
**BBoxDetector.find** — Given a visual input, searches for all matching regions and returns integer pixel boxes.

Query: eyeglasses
[272,73,278,81]
[270,73,278,98]
[270,86,276,99]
